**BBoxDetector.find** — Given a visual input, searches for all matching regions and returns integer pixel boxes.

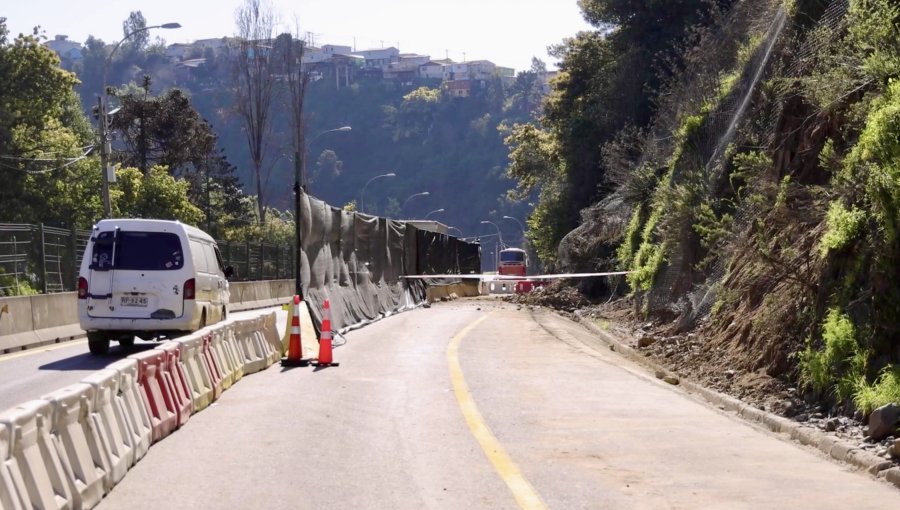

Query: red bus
[498,247,527,276]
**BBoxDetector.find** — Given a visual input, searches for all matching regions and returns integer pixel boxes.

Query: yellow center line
[447,313,547,510]
[0,339,87,362]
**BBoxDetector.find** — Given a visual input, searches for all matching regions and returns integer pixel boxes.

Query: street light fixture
[424,208,445,220]
[480,220,504,248]
[502,215,526,244]
[294,125,351,295]
[300,125,352,193]
[402,191,430,214]
[98,21,181,218]
[360,172,396,214]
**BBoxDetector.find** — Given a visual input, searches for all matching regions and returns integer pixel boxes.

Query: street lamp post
[502,215,526,244]
[360,172,396,214]
[424,208,445,220]
[99,22,181,218]
[300,125,351,194]
[401,191,430,215]
[447,226,463,237]
[481,220,503,271]
[295,125,351,295]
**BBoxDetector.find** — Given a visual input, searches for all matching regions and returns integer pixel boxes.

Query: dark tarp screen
[299,191,481,333]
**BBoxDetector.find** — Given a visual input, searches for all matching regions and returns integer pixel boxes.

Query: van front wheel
[87,333,110,355]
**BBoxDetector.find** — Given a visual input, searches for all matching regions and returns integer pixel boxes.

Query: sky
[3,0,595,72]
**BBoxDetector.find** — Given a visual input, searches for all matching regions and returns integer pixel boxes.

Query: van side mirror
[224,266,235,278]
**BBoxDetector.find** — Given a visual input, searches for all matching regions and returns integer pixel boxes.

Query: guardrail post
[70,227,78,290]
[259,240,265,280]
[245,239,251,281]
[37,223,47,293]
[274,243,280,279]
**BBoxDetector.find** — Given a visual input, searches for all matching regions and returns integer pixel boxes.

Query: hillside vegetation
[512,0,900,418]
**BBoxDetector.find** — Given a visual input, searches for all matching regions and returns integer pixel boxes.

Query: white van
[77,219,234,354]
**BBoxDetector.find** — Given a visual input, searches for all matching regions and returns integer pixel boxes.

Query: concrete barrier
[0,279,294,353]
[0,294,82,352]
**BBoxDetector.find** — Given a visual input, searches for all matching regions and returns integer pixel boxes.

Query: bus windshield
[500,250,525,263]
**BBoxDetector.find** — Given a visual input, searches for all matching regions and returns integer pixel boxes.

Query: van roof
[93,218,214,242]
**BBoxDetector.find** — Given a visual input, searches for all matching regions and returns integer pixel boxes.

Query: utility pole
[98,96,112,217]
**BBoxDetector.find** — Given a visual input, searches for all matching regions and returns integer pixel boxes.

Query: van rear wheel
[87,333,110,355]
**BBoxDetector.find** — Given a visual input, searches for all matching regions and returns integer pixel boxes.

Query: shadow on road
[39,341,161,371]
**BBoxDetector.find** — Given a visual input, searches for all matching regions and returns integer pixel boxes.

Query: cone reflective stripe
[282,295,308,366]
[316,299,338,366]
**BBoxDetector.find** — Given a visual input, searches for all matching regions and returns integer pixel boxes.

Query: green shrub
[818,200,866,256]
[853,366,900,415]
[798,308,868,398]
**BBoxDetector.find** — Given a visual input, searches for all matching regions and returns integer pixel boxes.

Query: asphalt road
[0,307,287,411]
[89,298,898,509]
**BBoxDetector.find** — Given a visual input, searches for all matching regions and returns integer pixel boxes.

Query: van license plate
[121,296,148,307]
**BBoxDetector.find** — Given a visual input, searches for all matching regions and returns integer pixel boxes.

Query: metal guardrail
[0,223,295,296]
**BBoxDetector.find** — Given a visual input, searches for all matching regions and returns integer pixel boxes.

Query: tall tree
[122,11,149,55]
[108,79,216,174]
[233,0,279,223]
[0,18,102,228]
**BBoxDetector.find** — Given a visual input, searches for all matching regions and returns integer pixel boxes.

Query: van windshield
[101,231,184,271]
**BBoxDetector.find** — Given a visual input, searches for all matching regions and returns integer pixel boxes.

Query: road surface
[84,298,899,509]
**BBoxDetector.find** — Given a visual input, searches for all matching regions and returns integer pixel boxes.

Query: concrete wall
[0,279,296,352]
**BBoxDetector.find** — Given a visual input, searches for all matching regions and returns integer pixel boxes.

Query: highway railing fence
[0,223,295,296]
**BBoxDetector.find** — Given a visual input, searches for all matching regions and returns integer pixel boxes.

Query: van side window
[213,246,226,272]
[190,240,208,272]
[200,243,218,274]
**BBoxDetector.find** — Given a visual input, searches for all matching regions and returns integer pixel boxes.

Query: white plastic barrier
[234,318,266,374]
[0,421,24,510]
[220,321,244,384]
[252,315,277,367]
[81,369,133,486]
[261,312,283,360]
[177,332,214,412]
[105,359,151,463]
[42,384,108,509]
[0,400,75,510]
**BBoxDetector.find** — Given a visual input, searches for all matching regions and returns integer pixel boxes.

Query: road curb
[573,311,900,490]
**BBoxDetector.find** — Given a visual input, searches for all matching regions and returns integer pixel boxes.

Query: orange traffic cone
[314,299,339,367]
[281,295,311,367]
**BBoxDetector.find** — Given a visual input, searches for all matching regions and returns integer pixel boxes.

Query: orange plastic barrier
[128,350,178,443]
[81,369,132,487]
[105,359,151,463]
[201,332,225,401]
[42,384,108,509]
[158,342,193,428]
[0,400,75,510]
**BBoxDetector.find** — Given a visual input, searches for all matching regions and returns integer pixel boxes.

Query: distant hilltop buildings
[45,34,559,97]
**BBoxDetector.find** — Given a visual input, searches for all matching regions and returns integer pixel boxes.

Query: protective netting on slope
[649,0,850,324]
[298,191,480,333]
